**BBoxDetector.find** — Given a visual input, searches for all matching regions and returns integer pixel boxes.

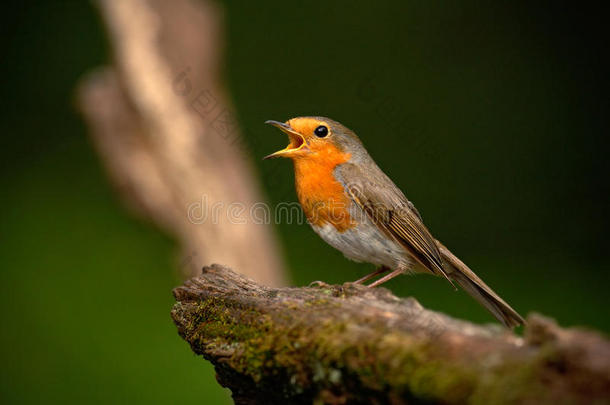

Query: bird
[264,116,524,328]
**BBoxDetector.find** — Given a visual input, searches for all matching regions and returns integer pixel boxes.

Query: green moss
[176,295,536,403]
[304,298,331,307]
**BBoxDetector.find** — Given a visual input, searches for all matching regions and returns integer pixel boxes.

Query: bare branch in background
[77,0,286,286]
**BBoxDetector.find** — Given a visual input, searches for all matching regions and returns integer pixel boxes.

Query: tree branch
[77,0,286,286]
[172,264,610,404]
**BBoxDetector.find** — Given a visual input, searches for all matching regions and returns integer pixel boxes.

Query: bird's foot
[308,280,330,288]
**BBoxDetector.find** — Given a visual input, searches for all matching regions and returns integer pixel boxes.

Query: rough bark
[76,0,286,286]
[172,264,610,405]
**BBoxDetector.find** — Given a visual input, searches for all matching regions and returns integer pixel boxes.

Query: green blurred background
[2,1,607,403]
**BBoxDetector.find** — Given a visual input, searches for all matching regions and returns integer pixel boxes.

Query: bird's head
[264,117,364,161]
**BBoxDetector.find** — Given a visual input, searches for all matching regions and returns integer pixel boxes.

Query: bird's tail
[436,241,524,328]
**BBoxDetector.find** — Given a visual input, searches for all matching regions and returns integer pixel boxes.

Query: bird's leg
[367,268,405,288]
[352,266,390,285]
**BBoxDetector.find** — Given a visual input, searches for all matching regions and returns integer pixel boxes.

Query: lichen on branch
[172,264,610,405]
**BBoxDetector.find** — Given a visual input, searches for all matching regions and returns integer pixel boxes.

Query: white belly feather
[311,215,413,270]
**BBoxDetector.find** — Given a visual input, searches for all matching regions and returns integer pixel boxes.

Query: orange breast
[293,146,355,232]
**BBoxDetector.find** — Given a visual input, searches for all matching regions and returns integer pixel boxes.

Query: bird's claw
[308,280,330,288]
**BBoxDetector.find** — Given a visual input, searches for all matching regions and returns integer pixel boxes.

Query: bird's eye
[314,125,329,138]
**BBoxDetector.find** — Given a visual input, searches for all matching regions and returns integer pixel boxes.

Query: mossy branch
[171,264,609,404]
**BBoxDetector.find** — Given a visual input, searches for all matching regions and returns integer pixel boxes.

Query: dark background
[2,1,607,403]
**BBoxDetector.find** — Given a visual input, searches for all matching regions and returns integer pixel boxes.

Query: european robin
[264,117,524,327]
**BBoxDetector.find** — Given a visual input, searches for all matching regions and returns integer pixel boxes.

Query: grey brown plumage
[338,162,455,286]
[265,116,525,328]
[336,161,524,328]
[437,241,524,327]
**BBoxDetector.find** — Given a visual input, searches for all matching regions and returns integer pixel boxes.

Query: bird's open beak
[263,120,306,159]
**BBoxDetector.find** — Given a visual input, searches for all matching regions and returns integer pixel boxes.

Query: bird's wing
[336,162,454,286]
